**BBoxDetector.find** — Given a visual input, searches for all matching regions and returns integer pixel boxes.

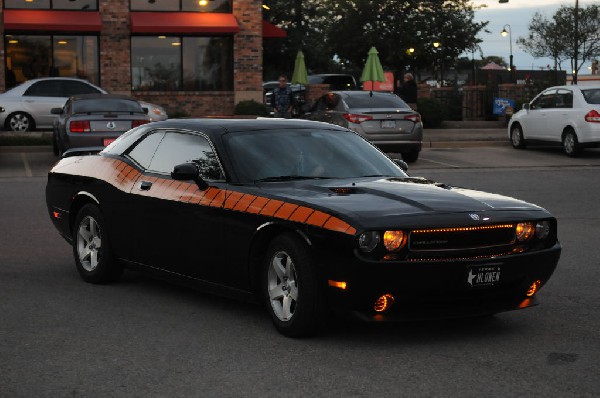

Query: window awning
[130,12,240,34]
[263,20,287,38]
[3,10,102,32]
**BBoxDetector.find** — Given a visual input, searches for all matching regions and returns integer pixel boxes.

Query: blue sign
[493,98,515,115]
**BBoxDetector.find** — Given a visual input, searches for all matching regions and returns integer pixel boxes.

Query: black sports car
[46,119,561,337]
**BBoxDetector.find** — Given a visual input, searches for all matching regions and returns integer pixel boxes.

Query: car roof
[332,90,395,96]
[70,93,137,101]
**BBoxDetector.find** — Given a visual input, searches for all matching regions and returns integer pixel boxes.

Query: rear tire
[52,130,59,156]
[72,204,122,284]
[263,233,328,337]
[510,124,526,149]
[401,150,420,163]
[562,129,581,157]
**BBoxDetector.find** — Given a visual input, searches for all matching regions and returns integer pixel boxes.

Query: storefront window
[5,35,99,89]
[132,36,232,91]
[131,36,182,91]
[182,37,232,91]
[130,0,231,12]
[4,0,98,10]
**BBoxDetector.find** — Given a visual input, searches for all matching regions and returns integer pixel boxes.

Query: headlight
[383,230,407,252]
[516,222,535,242]
[535,221,551,240]
[358,231,380,252]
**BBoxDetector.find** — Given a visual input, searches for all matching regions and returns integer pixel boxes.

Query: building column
[233,0,263,105]
[99,0,131,95]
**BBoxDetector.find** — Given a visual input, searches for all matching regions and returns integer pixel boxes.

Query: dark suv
[307,74,358,90]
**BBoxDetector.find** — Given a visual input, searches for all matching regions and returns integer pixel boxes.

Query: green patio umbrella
[291,50,309,85]
[360,46,386,95]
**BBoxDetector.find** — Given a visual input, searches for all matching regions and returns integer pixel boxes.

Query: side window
[23,81,62,97]
[148,132,224,180]
[555,90,573,108]
[61,80,103,97]
[128,132,165,169]
[531,90,556,110]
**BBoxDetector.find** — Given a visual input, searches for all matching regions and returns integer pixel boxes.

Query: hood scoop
[329,187,361,196]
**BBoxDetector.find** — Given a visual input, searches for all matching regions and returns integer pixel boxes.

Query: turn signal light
[69,120,91,133]
[584,110,600,123]
[383,230,407,252]
[516,222,535,242]
[526,280,542,297]
[343,113,373,124]
[374,294,395,312]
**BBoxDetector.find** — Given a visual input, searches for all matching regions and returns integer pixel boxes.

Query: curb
[0,145,53,153]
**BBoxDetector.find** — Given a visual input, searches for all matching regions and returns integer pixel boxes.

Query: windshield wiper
[359,174,394,178]
[255,175,332,182]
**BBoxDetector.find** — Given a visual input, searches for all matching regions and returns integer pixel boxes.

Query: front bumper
[321,242,561,321]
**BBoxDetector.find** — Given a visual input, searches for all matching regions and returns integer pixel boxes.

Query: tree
[518,4,600,79]
[262,0,488,81]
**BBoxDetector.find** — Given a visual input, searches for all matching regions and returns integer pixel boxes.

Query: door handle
[139,181,152,191]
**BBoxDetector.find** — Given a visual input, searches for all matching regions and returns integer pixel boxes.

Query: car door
[522,89,555,139]
[21,80,66,127]
[540,88,573,143]
[125,129,226,282]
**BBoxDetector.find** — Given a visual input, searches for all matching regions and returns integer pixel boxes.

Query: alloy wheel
[267,250,299,322]
[77,216,102,272]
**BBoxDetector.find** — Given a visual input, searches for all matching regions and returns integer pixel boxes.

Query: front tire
[72,204,122,284]
[510,124,526,149]
[7,112,34,132]
[562,129,581,157]
[263,233,327,337]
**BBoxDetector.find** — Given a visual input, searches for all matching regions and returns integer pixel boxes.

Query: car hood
[256,177,545,230]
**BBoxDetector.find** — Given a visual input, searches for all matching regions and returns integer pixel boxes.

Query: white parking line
[21,153,33,177]
[419,157,461,168]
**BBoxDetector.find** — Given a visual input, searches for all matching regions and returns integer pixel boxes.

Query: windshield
[223,128,407,182]
[73,98,143,114]
[581,89,600,104]
[343,93,409,109]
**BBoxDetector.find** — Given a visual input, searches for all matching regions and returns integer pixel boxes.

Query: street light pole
[501,24,513,82]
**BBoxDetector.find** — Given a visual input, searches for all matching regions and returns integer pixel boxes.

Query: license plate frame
[381,120,396,129]
[103,137,116,147]
[466,264,502,288]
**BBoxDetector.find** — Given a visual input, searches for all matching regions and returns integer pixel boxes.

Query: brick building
[0,0,282,116]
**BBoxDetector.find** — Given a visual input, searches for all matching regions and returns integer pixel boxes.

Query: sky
[469,0,597,74]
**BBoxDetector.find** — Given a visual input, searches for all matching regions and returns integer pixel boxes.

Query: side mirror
[523,103,530,111]
[51,107,63,115]
[171,163,209,190]
[393,159,409,172]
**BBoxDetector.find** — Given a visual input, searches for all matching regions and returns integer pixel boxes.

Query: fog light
[374,294,395,312]
[526,280,542,297]
[328,280,347,290]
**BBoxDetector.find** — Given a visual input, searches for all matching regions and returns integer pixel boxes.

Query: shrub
[417,97,446,128]
[234,100,268,116]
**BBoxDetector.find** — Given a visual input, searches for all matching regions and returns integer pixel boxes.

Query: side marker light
[328,280,347,290]
[53,211,61,219]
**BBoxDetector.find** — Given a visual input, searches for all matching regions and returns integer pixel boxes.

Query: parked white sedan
[0,77,167,132]
[508,85,600,156]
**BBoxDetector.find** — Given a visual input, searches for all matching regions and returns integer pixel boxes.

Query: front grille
[409,224,516,252]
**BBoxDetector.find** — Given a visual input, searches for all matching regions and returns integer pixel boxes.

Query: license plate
[103,138,116,147]
[467,264,501,288]
[381,120,396,129]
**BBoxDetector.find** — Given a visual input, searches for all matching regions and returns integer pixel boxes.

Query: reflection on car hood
[257,177,544,229]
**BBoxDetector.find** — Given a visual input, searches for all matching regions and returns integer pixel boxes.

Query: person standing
[272,75,294,118]
[399,73,418,111]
